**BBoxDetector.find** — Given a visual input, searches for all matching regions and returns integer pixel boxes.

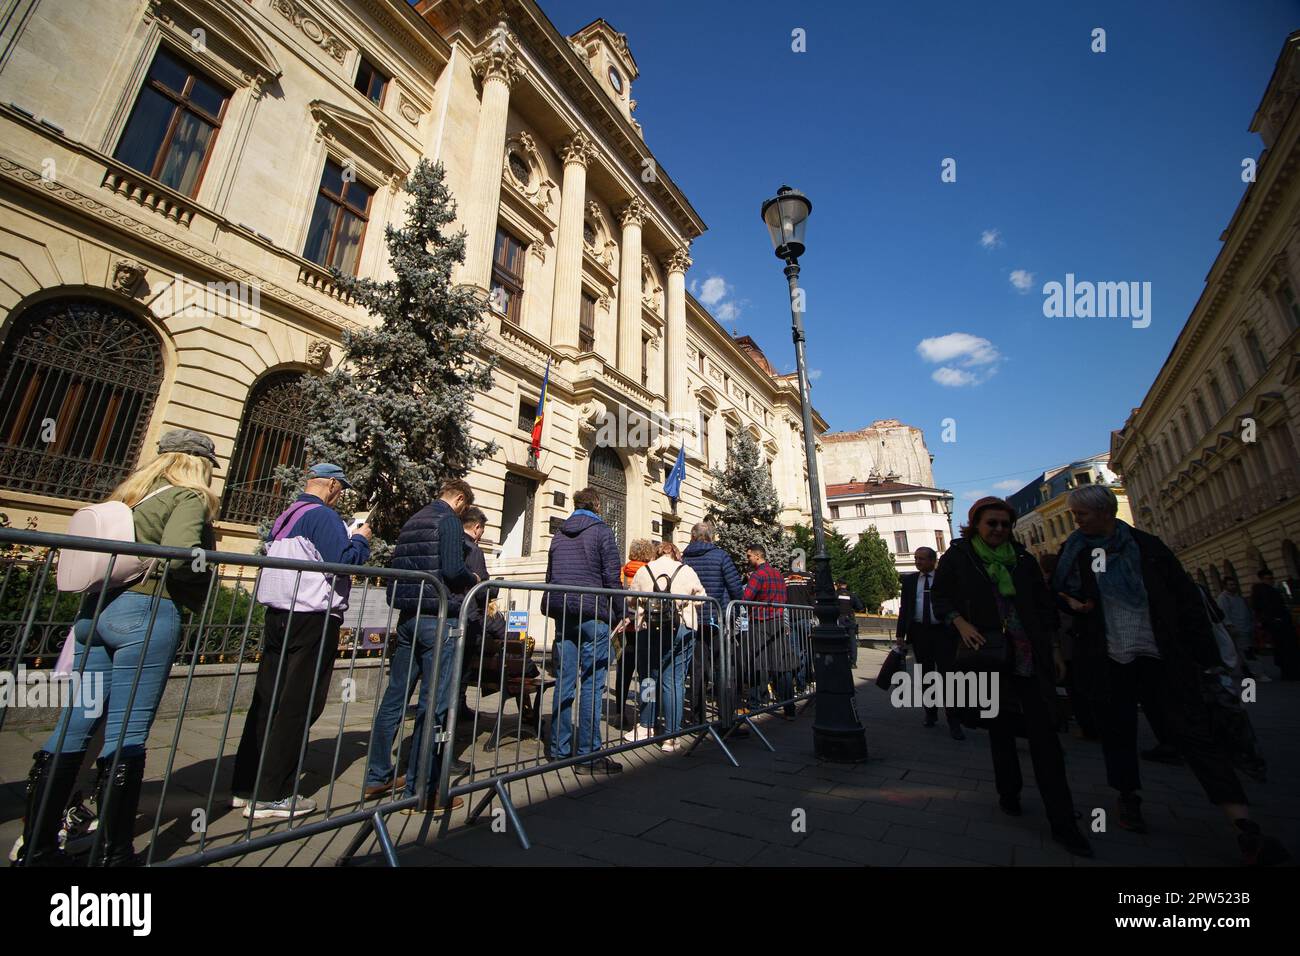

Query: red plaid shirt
[743,562,788,619]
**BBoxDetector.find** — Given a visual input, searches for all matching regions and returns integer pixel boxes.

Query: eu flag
[663,444,686,501]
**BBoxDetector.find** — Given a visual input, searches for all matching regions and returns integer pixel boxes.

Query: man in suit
[896,546,964,740]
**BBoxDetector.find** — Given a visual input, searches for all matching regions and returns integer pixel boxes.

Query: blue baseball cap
[308,462,352,489]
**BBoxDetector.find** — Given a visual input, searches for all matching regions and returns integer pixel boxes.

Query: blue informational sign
[507,610,529,633]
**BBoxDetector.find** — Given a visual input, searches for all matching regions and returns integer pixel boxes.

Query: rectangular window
[1225,353,1247,397]
[303,159,375,276]
[354,56,389,105]
[891,500,903,515]
[660,518,676,544]
[698,409,711,462]
[830,505,840,519]
[725,430,736,463]
[855,503,866,517]
[500,473,536,559]
[579,292,596,352]
[490,227,526,325]
[894,530,908,554]
[517,397,535,433]
[1208,376,1226,416]
[1275,278,1300,332]
[1244,329,1269,376]
[113,47,230,197]
[935,530,945,552]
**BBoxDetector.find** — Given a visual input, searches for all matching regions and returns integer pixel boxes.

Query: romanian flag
[529,358,550,456]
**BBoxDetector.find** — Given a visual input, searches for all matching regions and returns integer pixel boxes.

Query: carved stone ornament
[641,254,663,311]
[559,130,597,168]
[504,132,555,213]
[619,197,647,228]
[398,94,422,126]
[474,22,524,88]
[112,258,146,296]
[271,0,348,63]
[577,399,608,436]
[667,245,693,274]
[584,201,616,269]
[306,337,332,369]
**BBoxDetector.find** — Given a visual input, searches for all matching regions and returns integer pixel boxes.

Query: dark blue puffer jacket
[542,512,622,624]
[386,499,476,620]
[682,541,743,624]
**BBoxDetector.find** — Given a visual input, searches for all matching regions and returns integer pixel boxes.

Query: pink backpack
[56,486,172,594]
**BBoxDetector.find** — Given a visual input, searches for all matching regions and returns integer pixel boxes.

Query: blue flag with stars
[663,444,686,501]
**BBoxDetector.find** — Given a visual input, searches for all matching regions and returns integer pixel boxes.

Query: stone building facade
[1006,454,1133,561]
[0,0,826,581]
[821,419,936,489]
[1109,30,1300,597]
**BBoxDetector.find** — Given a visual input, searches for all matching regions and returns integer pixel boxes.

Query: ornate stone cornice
[473,22,525,89]
[667,245,692,274]
[558,130,597,168]
[619,197,647,228]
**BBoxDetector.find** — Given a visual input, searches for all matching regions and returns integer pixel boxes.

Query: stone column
[461,24,524,292]
[665,245,691,420]
[549,131,596,352]
[617,198,647,376]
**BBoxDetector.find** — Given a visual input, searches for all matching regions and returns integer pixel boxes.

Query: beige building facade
[1109,30,1300,596]
[821,419,936,490]
[0,0,826,581]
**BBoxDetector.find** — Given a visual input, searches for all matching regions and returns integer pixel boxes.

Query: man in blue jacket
[682,522,743,724]
[543,487,623,774]
[365,479,478,811]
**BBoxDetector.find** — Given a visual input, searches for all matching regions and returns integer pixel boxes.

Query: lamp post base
[810,624,869,763]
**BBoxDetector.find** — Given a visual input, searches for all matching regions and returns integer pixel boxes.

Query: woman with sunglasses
[930,496,1092,857]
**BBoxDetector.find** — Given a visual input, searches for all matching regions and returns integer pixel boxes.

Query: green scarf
[971,536,1017,597]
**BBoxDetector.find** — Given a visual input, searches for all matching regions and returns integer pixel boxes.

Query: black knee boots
[14,749,84,867]
[88,752,147,867]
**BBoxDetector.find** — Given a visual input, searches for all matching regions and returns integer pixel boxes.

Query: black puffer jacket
[930,536,1059,699]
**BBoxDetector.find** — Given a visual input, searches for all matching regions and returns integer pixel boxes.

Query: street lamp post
[761,185,868,762]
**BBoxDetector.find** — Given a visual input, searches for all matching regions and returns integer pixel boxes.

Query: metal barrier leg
[463,779,530,850]
[370,810,401,868]
[687,725,740,768]
[740,715,776,752]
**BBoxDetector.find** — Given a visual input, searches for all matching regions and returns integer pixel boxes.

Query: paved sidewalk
[1,647,1295,866]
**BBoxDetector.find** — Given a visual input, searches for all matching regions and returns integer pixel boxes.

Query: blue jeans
[44,590,181,758]
[365,615,456,797]
[549,619,610,757]
[639,624,695,735]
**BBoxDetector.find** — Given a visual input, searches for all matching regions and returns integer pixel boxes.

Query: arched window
[220,370,309,524]
[0,296,163,501]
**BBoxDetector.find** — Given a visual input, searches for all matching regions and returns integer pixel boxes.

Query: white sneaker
[243,796,317,819]
[231,796,249,809]
[623,725,654,743]
[660,738,680,753]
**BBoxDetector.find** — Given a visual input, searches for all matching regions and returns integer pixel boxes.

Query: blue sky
[542,0,1298,502]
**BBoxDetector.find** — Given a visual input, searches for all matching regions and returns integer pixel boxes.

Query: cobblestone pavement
[1,647,1296,867]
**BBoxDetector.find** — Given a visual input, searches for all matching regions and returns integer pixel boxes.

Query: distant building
[1007,454,1132,559]
[821,419,936,489]
[1109,30,1300,598]
[826,477,954,615]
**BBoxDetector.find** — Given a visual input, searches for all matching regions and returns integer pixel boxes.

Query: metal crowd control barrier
[0,527,447,869]
[342,578,733,855]
[722,599,817,749]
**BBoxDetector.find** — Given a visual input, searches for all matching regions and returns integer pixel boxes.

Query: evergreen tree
[279,159,496,550]
[793,522,900,612]
[706,430,792,571]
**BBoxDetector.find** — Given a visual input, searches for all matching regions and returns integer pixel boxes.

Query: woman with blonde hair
[16,429,218,867]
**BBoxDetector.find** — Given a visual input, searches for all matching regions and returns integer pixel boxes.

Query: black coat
[930,537,1059,699]
[895,570,941,642]
[1058,526,1218,677]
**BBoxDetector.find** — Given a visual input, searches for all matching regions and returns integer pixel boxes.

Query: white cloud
[961,489,989,501]
[980,228,1002,249]
[992,479,1022,492]
[916,332,1000,367]
[698,275,729,306]
[931,366,977,387]
[715,301,740,322]
[809,368,822,380]
[917,332,1002,387]
[1009,269,1035,293]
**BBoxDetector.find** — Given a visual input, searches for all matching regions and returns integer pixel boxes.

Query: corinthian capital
[559,130,597,167]
[474,22,525,88]
[619,197,648,228]
[667,244,693,274]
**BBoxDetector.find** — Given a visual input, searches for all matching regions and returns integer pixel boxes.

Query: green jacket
[126,480,216,613]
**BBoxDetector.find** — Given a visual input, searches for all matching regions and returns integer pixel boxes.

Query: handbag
[875,644,907,690]
[954,628,1010,674]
